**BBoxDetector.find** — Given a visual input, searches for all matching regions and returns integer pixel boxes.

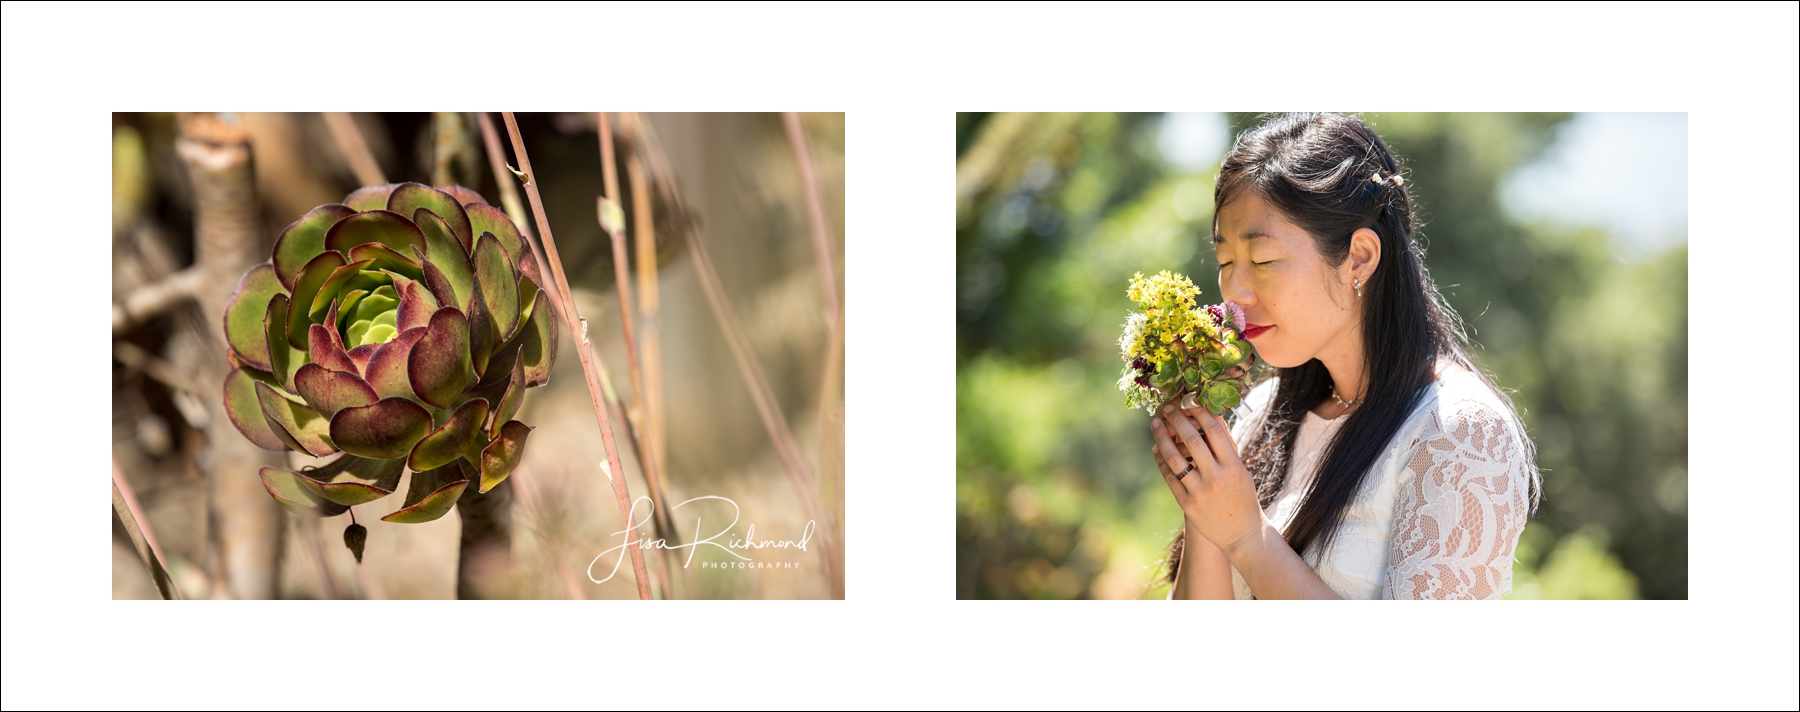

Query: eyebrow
[1210,230,1270,245]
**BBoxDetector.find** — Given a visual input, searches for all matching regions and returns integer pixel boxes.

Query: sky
[1499,112,1688,256]
[1157,112,1690,256]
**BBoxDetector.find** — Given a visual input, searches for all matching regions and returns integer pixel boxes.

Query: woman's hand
[1151,402,1266,557]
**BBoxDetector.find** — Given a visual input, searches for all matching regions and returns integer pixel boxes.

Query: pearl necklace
[1330,386,1364,408]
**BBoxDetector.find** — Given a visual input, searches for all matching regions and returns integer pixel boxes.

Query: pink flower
[1223,301,1246,332]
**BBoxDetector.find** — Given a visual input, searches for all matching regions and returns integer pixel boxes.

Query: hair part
[1165,112,1539,587]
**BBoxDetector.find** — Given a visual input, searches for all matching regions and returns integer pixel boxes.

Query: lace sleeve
[1383,401,1533,600]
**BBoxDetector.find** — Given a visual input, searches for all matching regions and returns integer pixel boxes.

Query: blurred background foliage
[955,112,1686,600]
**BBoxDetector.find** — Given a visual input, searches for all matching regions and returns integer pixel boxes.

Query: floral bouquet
[1116,270,1256,415]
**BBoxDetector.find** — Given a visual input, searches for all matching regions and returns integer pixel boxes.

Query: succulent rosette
[1117,270,1255,415]
[221,182,556,524]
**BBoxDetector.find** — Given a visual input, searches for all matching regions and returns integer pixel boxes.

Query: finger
[1153,443,1191,505]
[1150,419,1192,483]
[1193,410,1240,464]
[1161,405,1216,472]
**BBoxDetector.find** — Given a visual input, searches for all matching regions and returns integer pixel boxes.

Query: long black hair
[1166,113,1539,585]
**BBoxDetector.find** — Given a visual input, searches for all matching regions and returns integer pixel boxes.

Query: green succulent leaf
[333,289,369,333]
[327,397,433,460]
[473,232,521,343]
[346,242,423,281]
[408,398,489,472]
[309,323,359,375]
[286,251,348,350]
[224,368,290,451]
[292,455,404,507]
[259,466,350,517]
[396,279,440,333]
[1203,380,1241,414]
[440,184,488,207]
[517,248,543,292]
[465,278,497,379]
[381,460,471,524]
[466,203,526,266]
[1219,342,1245,366]
[415,210,476,312]
[272,204,356,291]
[518,288,557,387]
[263,293,306,391]
[255,381,337,456]
[408,307,475,409]
[293,363,378,420]
[309,258,380,321]
[478,420,532,493]
[344,184,397,212]
[323,210,426,258]
[389,183,473,252]
[365,327,426,402]
[419,258,462,316]
[222,263,286,372]
[490,354,527,433]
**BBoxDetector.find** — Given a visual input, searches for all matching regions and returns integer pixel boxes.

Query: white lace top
[1222,359,1535,600]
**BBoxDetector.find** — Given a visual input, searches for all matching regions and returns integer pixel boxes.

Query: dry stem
[598,113,680,583]
[322,112,386,186]
[476,111,535,242]
[112,267,205,334]
[687,231,841,595]
[783,113,841,329]
[502,112,651,601]
[113,459,180,600]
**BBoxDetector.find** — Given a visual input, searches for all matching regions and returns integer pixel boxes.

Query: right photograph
[956,112,1687,600]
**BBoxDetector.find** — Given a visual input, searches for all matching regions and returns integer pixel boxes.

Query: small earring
[1354,278,1363,298]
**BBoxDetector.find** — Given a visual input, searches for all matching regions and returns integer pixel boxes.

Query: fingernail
[1151,419,1162,429]
[1162,405,1173,414]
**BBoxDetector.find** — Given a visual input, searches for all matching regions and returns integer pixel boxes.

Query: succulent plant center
[338,283,400,348]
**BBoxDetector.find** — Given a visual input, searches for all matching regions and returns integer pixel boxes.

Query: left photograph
[111,112,844,599]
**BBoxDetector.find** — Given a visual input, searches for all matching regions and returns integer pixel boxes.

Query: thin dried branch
[598,113,680,566]
[624,113,669,494]
[783,113,841,329]
[112,266,205,335]
[323,112,386,186]
[630,117,843,596]
[687,230,841,595]
[476,112,534,242]
[819,300,846,597]
[113,459,180,600]
[786,112,847,597]
[502,112,652,600]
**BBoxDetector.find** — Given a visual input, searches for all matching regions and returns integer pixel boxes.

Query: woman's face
[1212,191,1372,370]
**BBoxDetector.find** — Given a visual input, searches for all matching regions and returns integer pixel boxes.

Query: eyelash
[1221,260,1274,267]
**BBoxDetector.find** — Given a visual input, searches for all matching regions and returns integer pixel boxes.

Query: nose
[1218,264,1255,310]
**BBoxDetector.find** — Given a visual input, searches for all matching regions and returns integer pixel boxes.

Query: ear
[1346,227,1382,283]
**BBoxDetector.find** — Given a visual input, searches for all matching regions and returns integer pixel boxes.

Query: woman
[1156,113,1540,600]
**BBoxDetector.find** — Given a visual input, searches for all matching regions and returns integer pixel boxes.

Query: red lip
[1242,323,1273,339]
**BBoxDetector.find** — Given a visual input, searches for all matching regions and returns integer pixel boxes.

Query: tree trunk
[177,113,287,599]
[456,480,514,599]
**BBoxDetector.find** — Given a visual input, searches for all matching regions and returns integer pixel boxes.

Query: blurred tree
[956,112,1687,600]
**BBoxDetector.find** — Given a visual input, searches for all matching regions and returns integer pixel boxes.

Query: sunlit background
[955,112,1687,600]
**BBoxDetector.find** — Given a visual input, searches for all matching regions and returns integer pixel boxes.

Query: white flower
[1118,312,1147,359]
